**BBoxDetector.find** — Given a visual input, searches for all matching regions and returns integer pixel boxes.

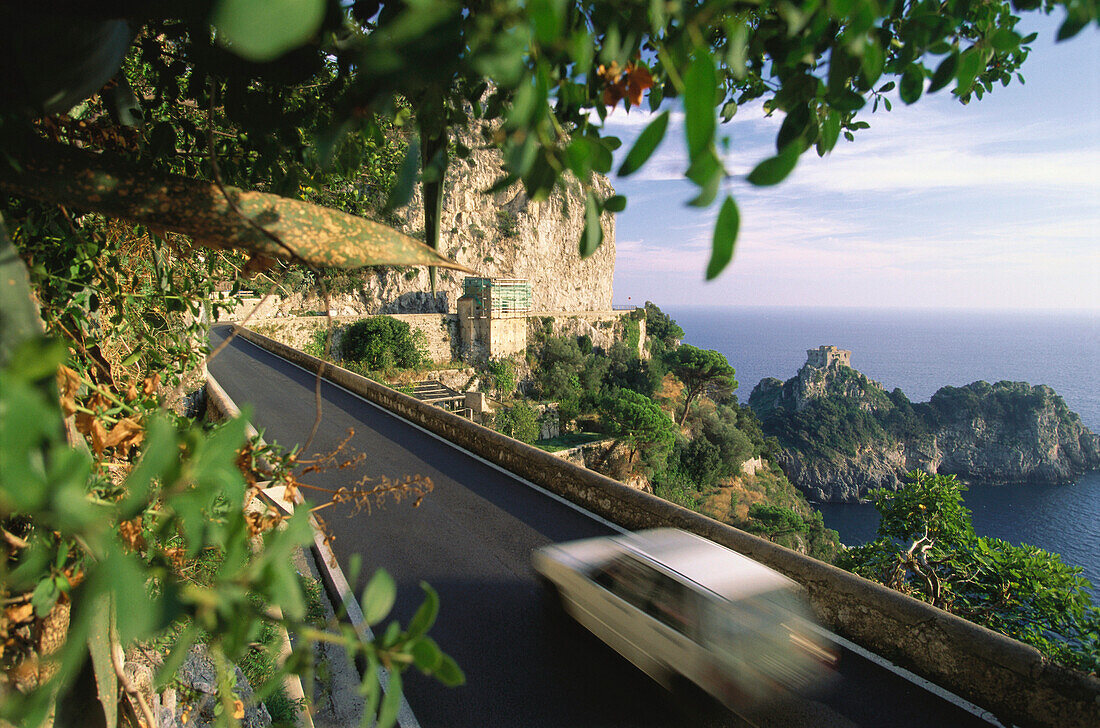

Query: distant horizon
[623,301,1100,316]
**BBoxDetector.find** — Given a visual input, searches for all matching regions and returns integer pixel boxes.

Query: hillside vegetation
[507,303,841,560]
[750,356,1100,501]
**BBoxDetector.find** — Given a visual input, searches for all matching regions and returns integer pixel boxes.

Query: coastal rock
[749,347,1100,502]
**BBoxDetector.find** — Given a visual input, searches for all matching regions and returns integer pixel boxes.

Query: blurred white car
[533,528,837,710]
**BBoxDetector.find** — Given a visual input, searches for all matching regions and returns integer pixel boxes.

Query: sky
[602,15,1100,311]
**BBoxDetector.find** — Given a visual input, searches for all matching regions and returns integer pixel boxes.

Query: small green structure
[462,277,532,318]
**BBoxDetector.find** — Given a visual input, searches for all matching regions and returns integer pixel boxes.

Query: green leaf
[88,598,118,728]
[410,636,443,672]
[109,548,162,642]
[830,88,866,113]
[1056,12,1089,42]
[119,348,143,367]
[899,64,924,104]
[434,653,466,687]
[405,582,439,639]
[212,0,326,62]
[362,569,397,626]
[706,196,739,280]
[618,110,669,177]
[685,150,722,207]
[377,669,402,728]
[603,195,627,213]
[578,193,603,258]
[360,652,382,727]
[777,104,811,152]
[955,48,982,95]
[861,40,884,88]
[32,577,60,618]
[387,136,421,211]
[683,53,717,158]
[928,53,958,94]
[990,29,1021,52]
[747,143,801,186]
[381,620,402,648]
[818,111,841,155]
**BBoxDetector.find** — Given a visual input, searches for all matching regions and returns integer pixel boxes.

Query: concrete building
[457,277,532,360]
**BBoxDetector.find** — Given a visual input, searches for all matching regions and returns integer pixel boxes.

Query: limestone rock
[750,348,1100,502]
[222,122,616,320]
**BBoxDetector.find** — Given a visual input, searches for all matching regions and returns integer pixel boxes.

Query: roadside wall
[226,324,1100,728]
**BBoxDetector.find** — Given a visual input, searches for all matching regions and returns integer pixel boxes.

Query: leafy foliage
[597,390,676,467]
[342,317,428,371]
[1,0,1096,717]
[495,400,540,444]
[0,338,463,726]
[664,344,738,425]
[840,472,1100,673]
[643,302,684,356]
[604,341,665,399]
[483,357,517,398]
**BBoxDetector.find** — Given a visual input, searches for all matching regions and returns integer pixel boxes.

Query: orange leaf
[625,64,654,108]
[56,366,81,416]
[74,411,96,437]
[90,418,108,455]
[103,417,144,456]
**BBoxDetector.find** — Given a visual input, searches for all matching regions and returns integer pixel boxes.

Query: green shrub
[484,358,517,397]
[495,208,520,238]
[651,470,700,509]
[303,326,330,358]
[496,401,540,443]
[342,317,426,370]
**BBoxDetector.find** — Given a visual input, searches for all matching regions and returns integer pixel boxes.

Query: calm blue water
[667,305,1100,596]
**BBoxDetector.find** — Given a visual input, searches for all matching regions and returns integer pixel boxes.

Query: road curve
[206,326,997,728]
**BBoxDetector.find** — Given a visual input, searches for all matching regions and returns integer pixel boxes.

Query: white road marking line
[804,620,1003,725]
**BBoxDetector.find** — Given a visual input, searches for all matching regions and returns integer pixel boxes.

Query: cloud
[605,31,1100,311]
[603,96,1100,196]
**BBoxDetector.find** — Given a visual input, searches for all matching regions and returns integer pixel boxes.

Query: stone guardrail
[222,324,1100,728]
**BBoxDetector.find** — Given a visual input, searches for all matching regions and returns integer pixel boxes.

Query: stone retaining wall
[226,324,1100,728]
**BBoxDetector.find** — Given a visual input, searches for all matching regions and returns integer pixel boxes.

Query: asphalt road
[206,326,999,728]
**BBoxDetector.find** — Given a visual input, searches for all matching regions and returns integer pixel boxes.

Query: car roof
[620,529,796,602]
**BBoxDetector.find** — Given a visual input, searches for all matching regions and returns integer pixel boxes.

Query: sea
[667,305,1100,598]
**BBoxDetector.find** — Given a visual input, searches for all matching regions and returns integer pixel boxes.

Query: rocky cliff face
[749,352,1100,502]
[245,124,616,317]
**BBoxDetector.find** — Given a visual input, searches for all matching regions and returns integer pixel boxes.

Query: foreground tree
[840,472,1100,673]
[598,389,677,466]
[666,345,738,425]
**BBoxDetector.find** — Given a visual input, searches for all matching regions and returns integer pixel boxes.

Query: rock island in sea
[748,345,1100,502]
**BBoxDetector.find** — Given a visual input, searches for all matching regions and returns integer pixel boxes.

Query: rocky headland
[748,346,1100,502]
